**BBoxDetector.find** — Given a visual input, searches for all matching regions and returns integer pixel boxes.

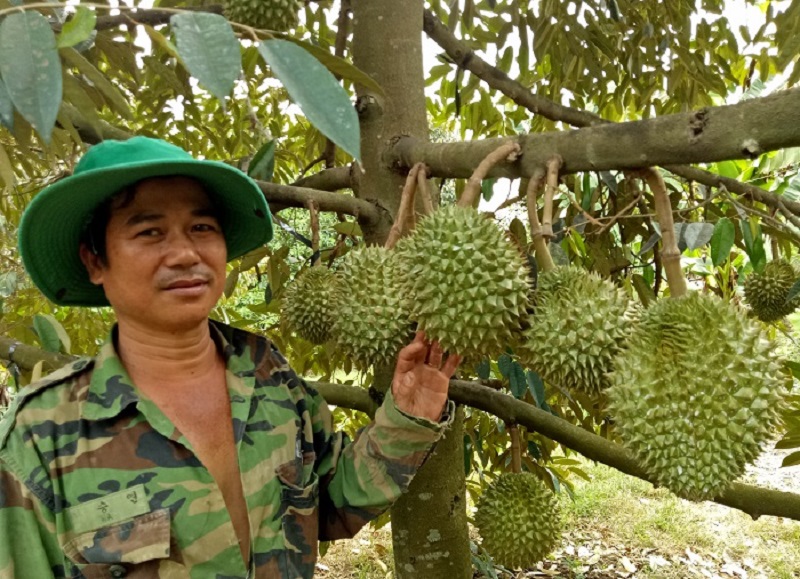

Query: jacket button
[109,564,127,578]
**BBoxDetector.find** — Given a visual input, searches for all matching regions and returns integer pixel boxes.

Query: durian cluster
[474,472,562,569]
[521,266,638,396]
[224,0,302,31]
[607,292,786,501]
[744,259,800,322]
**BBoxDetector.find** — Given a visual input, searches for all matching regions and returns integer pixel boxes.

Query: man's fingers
[441,353,462,378]
[427,341,443,368]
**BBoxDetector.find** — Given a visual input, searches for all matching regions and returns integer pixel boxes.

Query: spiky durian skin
[331,246,413,369]
[520,266,638,396]
[282,267,341,344]
[475,472,562,569]
[608,293,787,501]
[395,205,531,361]
[224,0,301,31]
[744,259,799,322]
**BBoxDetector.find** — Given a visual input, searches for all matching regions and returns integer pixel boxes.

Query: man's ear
[79,243,105,286]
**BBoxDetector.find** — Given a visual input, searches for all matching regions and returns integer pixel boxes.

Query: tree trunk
[391,407,471,578]
[350,0,472,576]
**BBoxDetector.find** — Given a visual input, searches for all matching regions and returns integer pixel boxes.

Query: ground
[315,446,800,578]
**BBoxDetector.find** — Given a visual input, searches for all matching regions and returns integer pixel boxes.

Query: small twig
[541,155,563,241]
[564,187,603,228]
[416,164,434,216]
[306,199,320,264]
[385,163,423,250]
[509,423,522,474]
[458,141,521,208]
[640,168,688,298]
[299,155,326,178]
[596,191,643,235]
[525,168,555,273]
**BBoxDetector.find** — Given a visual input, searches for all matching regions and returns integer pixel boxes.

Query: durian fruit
[474,472,562,569]
[608,292,787,501]
[224,0,302,31]
[394,205,531,361]
[520,265,638,396]
[331,246,413,369]
[282,266,341,344]
[744,259,799,322]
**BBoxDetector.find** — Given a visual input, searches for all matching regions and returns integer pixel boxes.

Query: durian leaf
[638,232,661,256]
[710,217,735,266]
[508,218,527,248]
[278,35,385,97]
[33,314,63,354]
[170,12,241,103]
[675,222,715,251]
[782,451,800,467]
[475,359,490,380]
[786,279,800,305]
[248,139,276,182]
[497,354,513,380]
[0,75,14,131]
[0,271,17,298]
[57,6,96,49]
[258,39,361,161]
[481,177,496,201]
[333,222,363,237]
[0,11,62,142]
[740,217,766,272]
[509,363,527,399]
[527,440,541,460]
[526,370,546,407]
[775,435,800,449]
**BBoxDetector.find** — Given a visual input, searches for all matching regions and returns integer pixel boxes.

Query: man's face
[80,176,227,332]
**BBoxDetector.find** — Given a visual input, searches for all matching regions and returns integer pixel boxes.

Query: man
[0,137,460,578]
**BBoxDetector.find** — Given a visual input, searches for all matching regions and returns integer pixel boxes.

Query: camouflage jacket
[0,321,453,579]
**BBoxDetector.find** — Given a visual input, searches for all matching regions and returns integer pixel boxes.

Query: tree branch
[390,87,800,177]
[422,9,800,218]
[292,166,354,192]
[6,338,798,523]
[258,181,379,223]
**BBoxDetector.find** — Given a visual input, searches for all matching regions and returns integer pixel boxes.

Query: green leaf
[0,143,14,188]
[33,314,63,353]
[0,271,17,297]
[675,222,715,251]
[57,7,96,48]
[786,279,800,305]
[0,11,62,142]
[526,370,546,407]
[509,363,526,399]
[0,75,13,131]
[280,36,384,97]
[170,12,241,103]
[709,217,735,266]
[497,354,513,380]
[333,221,363,237]
[248,139,276,182]
[481,177,496,201]
[60,48,131,119]
[740,217,766,272]
[782,451,800,468]
[258,39,361,161]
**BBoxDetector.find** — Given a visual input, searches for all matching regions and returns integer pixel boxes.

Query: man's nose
[163,231,201,266]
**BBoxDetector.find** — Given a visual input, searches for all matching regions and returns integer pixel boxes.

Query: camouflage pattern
[0,321,453,578]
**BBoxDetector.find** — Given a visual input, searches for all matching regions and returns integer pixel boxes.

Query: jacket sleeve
[0,456,60,579]
[306,380,454,541]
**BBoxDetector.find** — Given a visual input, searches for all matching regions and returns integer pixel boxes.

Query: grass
[317,455,800,578]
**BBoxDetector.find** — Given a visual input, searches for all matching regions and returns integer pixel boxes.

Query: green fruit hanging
[608,292,787,501]
[474,472,562,569]
[282,266,341,344]
[743,259,799,322]
[331,246,413,369]
[520,265,638,396]
[395,204,531,361]
[224,0,302,31]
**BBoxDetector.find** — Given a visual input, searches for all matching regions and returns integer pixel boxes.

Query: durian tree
[2,0,800,576]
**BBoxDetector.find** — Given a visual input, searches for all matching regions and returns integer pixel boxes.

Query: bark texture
[389,88,800,178]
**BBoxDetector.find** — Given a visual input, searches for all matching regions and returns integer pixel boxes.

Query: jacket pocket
[64,508,171,579]
[277,455,320,576]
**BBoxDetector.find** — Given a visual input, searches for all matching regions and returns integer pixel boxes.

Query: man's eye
[194,223,219,232]
[136,228,160,237]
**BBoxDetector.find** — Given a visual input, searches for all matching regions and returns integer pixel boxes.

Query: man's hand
[391,331,462,422]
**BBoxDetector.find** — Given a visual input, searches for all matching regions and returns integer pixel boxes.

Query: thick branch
[391,88,800,177]
[52,5,224,32]
[292,166,354,192]
[258,181,379,223]
[423,10,800,218]
[4,338,799,522]
[316,380,800,522]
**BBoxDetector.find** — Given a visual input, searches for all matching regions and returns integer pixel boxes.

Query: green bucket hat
[18,136,273,307]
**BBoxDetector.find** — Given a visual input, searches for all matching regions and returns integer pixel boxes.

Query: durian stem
[417,164,435,216]
[306,199,321,265]
[457,141,521,208]
[385,163,422,250]
[642,168,688,298]
[509,423,522,474]
[526,169,556,273]
[541,155,563,240]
